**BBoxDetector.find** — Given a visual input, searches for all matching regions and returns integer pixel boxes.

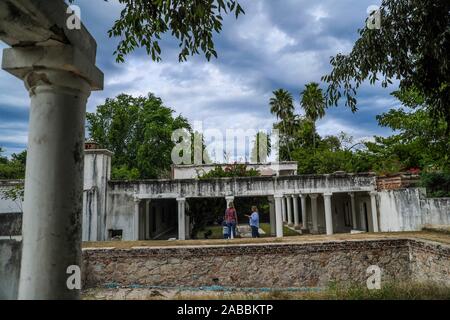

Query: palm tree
[269,89,295,160]
[300,82,326,150]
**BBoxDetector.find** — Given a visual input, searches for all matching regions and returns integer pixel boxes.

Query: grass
[83,282,450,300]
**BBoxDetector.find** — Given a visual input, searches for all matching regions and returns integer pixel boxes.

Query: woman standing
[246,206,260,238]
[224,202,238,239]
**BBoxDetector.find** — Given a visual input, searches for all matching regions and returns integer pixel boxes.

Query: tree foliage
[199,163,260,179]
[322,0,450,131]
[87,93,191,179]
[0,149,26,180]
[86,0,246,62]
[300,82,326,150]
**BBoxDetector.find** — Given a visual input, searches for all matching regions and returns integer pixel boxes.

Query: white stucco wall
[378,188,450,231]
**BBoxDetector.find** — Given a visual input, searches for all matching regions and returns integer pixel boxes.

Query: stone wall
[83,239,422,289]
[0,212,22,236]
[409,240,450,287]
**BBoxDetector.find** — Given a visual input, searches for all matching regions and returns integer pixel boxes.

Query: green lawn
[195,223,300,239]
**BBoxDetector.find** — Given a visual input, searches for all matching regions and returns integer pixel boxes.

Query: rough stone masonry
[82,238,450,289]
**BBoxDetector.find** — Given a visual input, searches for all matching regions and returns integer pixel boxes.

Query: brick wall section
[376,174,420,191]
[82,239,418,289]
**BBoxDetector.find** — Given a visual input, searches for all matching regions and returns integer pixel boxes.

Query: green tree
[87,93,191,179]
[322,0,450,131]
[69,0,244,63]
[364,88,450,174]
[0,149,26,179]
[269,89,295,160]
[250,131,271,163]
[300,82,326,151]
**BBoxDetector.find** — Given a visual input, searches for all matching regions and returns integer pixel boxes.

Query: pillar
[177,198,186,240]
[300,194,308,230]
[370,192,379,232]
[274,195,284,238]
[324,192,333,235]
[286,195,293,226]
[310,194,319,233]
[292,195,300,228]
[2,45,103,299]
[349,193,357,230]
[134,199,141,240]
[145,200,151,240]
[268,196,276,236]
[225,196,235,208]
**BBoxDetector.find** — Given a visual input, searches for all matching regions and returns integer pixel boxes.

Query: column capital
[2,45,103,91]
[291,194,299,198]
[348,192,356,198]
[323,192,333,197]
[274,193,284,199]
[176,197,186,202]
[300,193,308,199]
[370,191,378,197]
[309,193,319,199]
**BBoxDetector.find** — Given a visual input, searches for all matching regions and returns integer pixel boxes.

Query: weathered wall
[0,212,22,236]
[82,239,417,289]
[0,240,21,300]
[83,150,112,241]
[409,240,450,287]
[378,188,450,231]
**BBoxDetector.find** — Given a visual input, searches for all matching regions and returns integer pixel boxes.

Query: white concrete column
[134,199,141,240]
[177,198,186,240]
[1,44,103,299]
[292,195,300,228]
[268,196,276,236]
[300,194,308,230]
[370,192,379,232]
[282,196,287,223]
[225,196,235,207]
[323,192,333,235]
[349,193,357,229]
[286,195,293,226]
[310,194,319,233]
[274,195,284,238]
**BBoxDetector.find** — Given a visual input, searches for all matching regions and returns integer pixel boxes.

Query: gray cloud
[1,0,395,159]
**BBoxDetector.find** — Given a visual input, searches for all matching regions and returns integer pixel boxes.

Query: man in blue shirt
[246,206,260,238]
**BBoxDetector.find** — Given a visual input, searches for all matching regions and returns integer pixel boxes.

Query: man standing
[246,206,260,238]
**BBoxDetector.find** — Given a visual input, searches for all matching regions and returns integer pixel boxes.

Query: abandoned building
[2,144,449,242]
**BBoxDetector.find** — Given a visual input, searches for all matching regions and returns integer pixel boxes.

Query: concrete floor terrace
[82,230,450,249]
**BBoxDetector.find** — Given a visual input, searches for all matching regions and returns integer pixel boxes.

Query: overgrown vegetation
[0,148,26,179]
[198,163,260,180]
[420,172,450,198]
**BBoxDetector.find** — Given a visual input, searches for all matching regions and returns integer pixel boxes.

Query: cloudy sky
[0,0,399,160]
